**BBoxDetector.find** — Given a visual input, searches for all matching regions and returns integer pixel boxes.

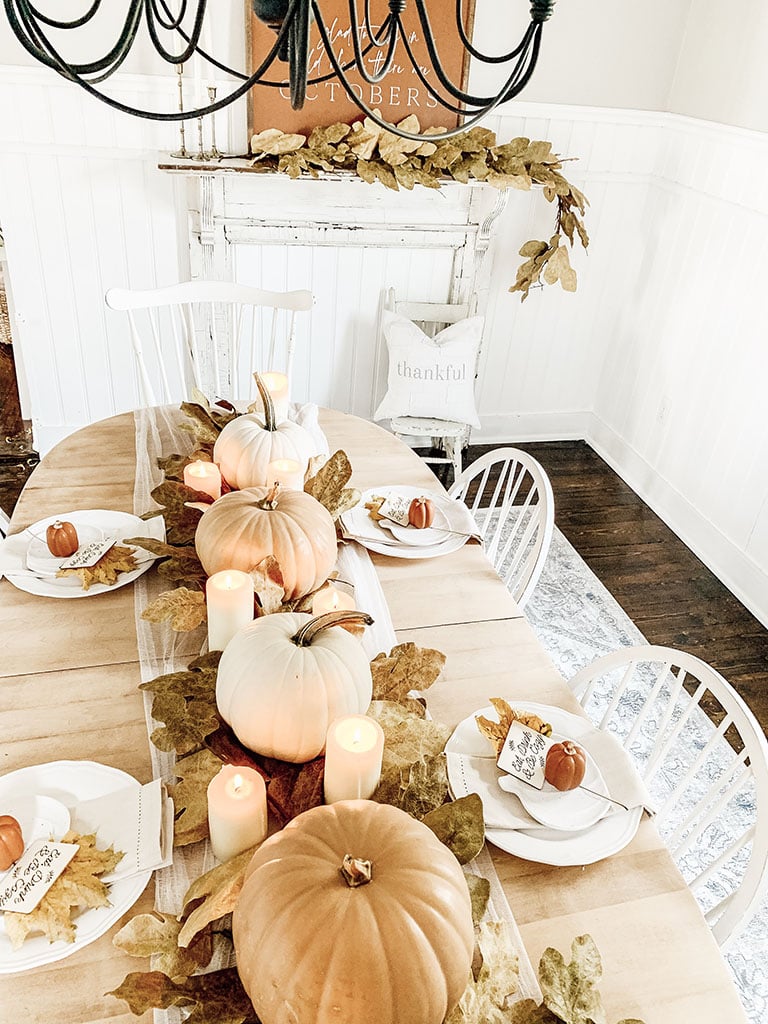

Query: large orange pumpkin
[194,484,337,601]
[233,800,474,1024]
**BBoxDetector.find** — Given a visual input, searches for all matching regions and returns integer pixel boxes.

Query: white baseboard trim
[588,415,768,631]
[473,411,592,444]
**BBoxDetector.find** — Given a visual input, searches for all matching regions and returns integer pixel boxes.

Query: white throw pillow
[374,310,483,428]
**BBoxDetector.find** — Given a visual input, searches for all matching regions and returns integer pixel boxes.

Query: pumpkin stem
[253,372,277,432]
[340,854,373,888]
[254,482,281,510]
[290,610,374,647]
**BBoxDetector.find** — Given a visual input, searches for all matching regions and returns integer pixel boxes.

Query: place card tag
[59,539,115,569]
[0,840,79,914]
[496,721,552,789]
[377,494,411,526]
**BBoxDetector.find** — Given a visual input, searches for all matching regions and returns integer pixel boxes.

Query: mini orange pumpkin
[0,815,24,870]
[545,740,587,791]
[46,520,79,557]
[408,496,435,529]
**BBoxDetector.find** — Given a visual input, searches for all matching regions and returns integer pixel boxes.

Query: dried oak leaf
[447,921,521,1024]
[178,845,258,948]
[108,967,256,1024]
[369,701,451,816]
[4,831,123,949]
[348,115,382,159]
[56,544,137,590]
[251,128,306,155]
[543,242,578,292]
[178,402,222,444]
[357,157,399,191]
[465,873,491,927]
[249,555,285,615]
[157,448,214,482]
[370,642,446,705]
[113,911,212,982]
[475,697,553,757]
[124,536,206,591]
[308,122,351,148]
[170,749,223,846]
[421,793,485,864]
[303,449,360,520]
[262,754,326,827]
[373,749,449,819]
[377,114,424,166]
[143,480,208,545]
[539,934,608,1024]
[141,587,207,633]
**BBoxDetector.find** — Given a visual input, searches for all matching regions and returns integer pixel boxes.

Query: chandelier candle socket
[206,765,267,862]
[266,458,303,491]
[311,581,355,617]
[260,372,289,423]
[206,570,254,651]
[323,715,385,804]
[183,459,222,501]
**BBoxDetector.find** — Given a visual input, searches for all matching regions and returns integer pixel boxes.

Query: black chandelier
[2,0,557,141]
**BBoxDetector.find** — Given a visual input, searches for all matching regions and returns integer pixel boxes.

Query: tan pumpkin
[0,815,24,871]
[213,373,316,489]
[46,520,79,557]
[195,483,337,601]
[233,800,474,1024]
[545,740,587,791]
[216,611,374,762]
[408,496,435,529]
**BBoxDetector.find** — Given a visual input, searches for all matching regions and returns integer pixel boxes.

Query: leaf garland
[250,112,589,301]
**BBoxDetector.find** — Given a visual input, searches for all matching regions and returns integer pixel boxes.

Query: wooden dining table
[0,408,748,1024]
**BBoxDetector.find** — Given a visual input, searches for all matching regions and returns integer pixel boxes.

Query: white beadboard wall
[1,67,768,627]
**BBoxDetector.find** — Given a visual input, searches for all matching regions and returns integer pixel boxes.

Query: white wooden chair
[449,447,554,608]
[384,289,480,483]
[105,281,314,406]
[569,644,768,949]
[0,506,10,539]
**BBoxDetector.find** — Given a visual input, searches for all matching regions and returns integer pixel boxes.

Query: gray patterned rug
[525,528,767,1024]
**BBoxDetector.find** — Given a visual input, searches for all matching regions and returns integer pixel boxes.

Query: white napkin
[449,728,655,833]
[0,514,165,581]
[291,402,330,458]
[71,778,174,881]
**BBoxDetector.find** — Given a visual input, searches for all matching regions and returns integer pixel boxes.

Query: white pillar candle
[260,370,290,423]
[206,570,254,651]
[267,458,304,491]
[312,582,355,617]
[184,459,222,500]
[324,715,385,804]
[207,765,268,862]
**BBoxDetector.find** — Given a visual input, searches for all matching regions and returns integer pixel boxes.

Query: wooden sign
[247,1,476,137]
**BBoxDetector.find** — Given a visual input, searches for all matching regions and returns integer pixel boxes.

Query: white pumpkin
[213,373,315,489]
[216,611,374,762]
[195,484,337,600]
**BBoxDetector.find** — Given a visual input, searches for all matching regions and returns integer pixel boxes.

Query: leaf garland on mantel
[250,112,589,301]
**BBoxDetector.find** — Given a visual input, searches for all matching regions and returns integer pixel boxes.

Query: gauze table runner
[131,405,540,1015]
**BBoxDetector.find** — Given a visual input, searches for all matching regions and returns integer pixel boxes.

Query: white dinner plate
[11,510,156,599]
[0,797,72,868]
[378,503,451,547]
[446,702,643,866]
[0,761,152,974]
[342,487,477,559]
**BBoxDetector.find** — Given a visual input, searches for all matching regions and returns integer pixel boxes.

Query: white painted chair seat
[569,644,768,949]
[105,280,313,406]
[449,447,554,608]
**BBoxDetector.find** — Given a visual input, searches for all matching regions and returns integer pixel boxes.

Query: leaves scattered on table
[140,653,220,755]
[303,449,360,520]
[447,921,520,1024]
[157,447,215,483]
[127,535,207,593]
[539,934,614,1024]
[465,873,491,927]
[370,642,446,712]
[249,555,285,615]
[4,832,123,948]
[141,587,207,632]
[108,967,258,1024]
[56,544,138,590]
[476,698,553,757]
[369,700,451,817]
[422,793,485,865]
[141,480,210,546]
[113,911,213,982]
[169,749,223,846]
[178,845,258,948]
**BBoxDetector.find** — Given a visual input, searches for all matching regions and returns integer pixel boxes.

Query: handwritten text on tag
[496,722,552,789]
[0,840,79,914]
[59,539,115,569]
[378,494,412,526]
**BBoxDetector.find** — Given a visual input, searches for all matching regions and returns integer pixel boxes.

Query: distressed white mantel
[158,159,508,420]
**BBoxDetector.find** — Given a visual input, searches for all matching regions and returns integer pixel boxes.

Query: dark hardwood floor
[2,437,766,736]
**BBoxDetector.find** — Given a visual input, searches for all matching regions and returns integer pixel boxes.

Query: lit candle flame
[232,773,244,793]
[352,728,361,746]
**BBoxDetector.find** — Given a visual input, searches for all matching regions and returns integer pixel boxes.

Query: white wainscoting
[1,66,767,626]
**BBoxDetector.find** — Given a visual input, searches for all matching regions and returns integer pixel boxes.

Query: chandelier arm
[288,0,310,108]
[148,0,188,32]
[453,0,530,64]
[412,0,538,107]
[144,0,204,65]
[346,0,400,85]
[311,2,525,141]
[363,0,396,47]
[23,0,103,30]
[6,0,145,78]
[498,28,541,103]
